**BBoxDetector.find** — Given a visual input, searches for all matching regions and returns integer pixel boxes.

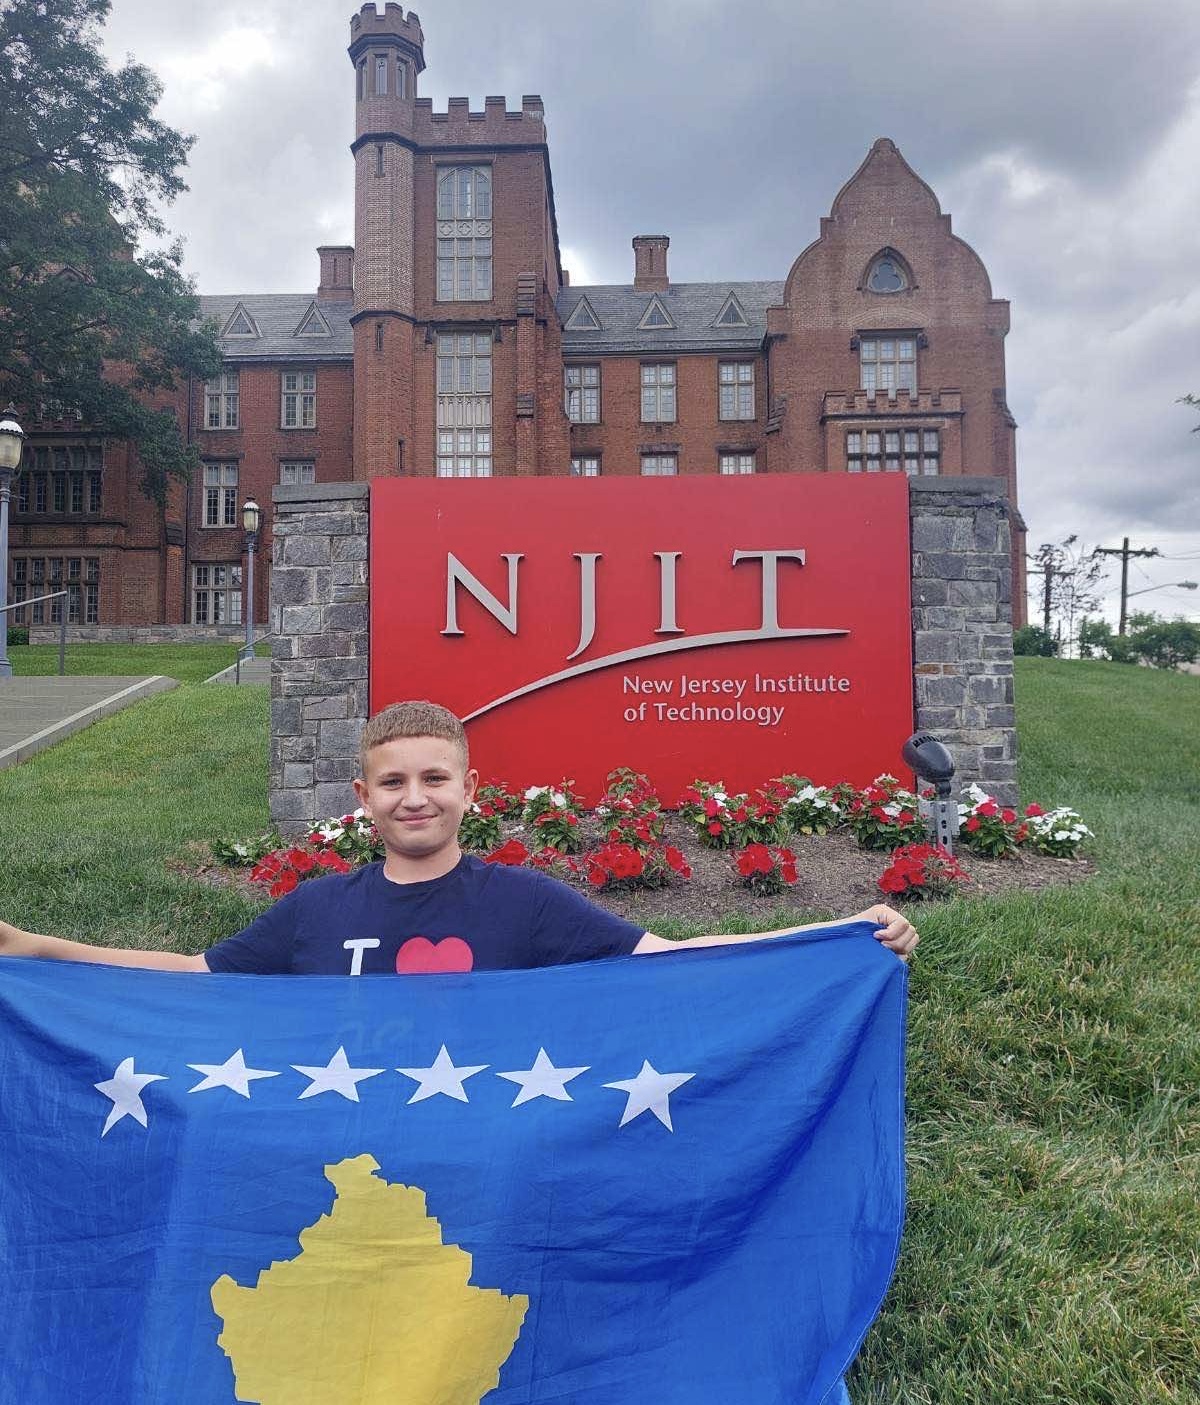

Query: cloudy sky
[100,0,1200,628]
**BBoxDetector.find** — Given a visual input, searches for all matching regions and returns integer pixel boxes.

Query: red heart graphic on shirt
[395,936,474,975]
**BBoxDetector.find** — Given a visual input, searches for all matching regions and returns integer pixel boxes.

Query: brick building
[7,2,1024,634]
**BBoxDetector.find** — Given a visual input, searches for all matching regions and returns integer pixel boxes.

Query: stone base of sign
[909,476,1017,807]
[268,477,1018,833]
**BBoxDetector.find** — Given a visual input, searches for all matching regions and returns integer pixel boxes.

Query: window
[719,453,756,475]
[436,332,492,476]
[718,362,755,420]
[436,166,493,301]
[357,59,366,100]
[866,253,909,294]
[564,365,600,423]
[846,428,939,475]
[640,454,677,476]
[279,460,316,486]
[570,456,601,477]
[14,556,99,624]
[205,371,239,429]
[18,443,103,515]
[192,563,242,625]
[375,54,388,95]
[281,371,316,428]
[203,462,238,527]
[396,60,406,98]
[859,337,916,394]
[640,363,676,422]
[16,474,29,513]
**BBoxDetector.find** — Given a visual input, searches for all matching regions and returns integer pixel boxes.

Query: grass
[7,640,269,684]
[0,654,1197,1402]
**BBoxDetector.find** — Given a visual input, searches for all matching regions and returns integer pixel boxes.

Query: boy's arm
[633,904,919,959]
[0,920,210,972]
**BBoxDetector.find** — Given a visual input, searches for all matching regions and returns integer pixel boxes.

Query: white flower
[352,807,367,820]
[550,790,567,808]
[232,842,249,859]
[713,789,728,804]
[315,822,344,843]
[882,802,903,818]
[1053,830,1070,841]
[524,785,548,801]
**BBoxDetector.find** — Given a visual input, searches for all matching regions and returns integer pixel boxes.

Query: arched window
[864,251,910,294]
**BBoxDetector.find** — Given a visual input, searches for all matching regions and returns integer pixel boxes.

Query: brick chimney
[632,235,669,292]
[317,245,354,302]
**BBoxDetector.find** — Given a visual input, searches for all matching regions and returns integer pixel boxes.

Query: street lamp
[0,406,28,681]
[1125,582,1198,599]
[239,498,261,665]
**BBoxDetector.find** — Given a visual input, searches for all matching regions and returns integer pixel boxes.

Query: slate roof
[557,281,783,355]
[197,294,354,362]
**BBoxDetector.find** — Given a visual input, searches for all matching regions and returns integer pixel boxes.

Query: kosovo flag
[0,923,906,1404]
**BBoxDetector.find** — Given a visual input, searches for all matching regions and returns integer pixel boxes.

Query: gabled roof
[558,281,781,354]
[563,294,602,330]
[198,294,354,361]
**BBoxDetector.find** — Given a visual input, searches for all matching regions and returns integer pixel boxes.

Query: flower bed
[208,773,1093,919]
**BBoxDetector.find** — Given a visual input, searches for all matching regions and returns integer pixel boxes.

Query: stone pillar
[269,482,370,836]
[909,476,1018,806]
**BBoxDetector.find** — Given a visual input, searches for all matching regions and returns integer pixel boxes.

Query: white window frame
[436,166,493,302]
[718,362,755,421]
[859,336,917,395]
[192,563,243,625]
[202,462,238,527]
[640,454,677,476]
[436,332,493,476]
[281,371,316,429]
[570,456,601,477]
[719,453,756,475]
[279,460,316,486]
[564,365,600,424]
[205,371,239,430]
[640,363,676,423]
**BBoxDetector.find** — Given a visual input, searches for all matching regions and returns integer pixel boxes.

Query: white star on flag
[94,1057,168,1137]
[187,1049,280,1098]
[292,1046,385,1102]
[604,1060,695,1131]
[397,1044,488,1104]
[497,1047,590,1107]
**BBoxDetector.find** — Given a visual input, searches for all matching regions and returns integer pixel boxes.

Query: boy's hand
[851,905,919,960]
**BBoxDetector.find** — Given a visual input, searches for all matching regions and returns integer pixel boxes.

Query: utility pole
[1027,557,1064,637]
[1093,539,1161,635]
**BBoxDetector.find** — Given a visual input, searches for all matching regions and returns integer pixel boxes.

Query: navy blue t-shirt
[204,854,646,975]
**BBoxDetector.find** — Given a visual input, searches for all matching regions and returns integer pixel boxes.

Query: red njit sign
[370,475,914,801]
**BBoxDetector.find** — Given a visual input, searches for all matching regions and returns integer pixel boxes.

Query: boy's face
[352,735,478,865]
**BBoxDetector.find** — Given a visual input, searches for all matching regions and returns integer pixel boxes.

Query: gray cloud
[102,0,1200,621]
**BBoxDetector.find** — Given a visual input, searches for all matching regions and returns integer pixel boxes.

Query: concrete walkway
[0,675,178,771]
[205,656,271,685]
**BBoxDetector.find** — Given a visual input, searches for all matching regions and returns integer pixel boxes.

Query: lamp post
[0,406,28,681]
[1125,582,1198,600]
[239,498,261,665]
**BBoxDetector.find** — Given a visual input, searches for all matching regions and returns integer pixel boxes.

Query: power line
[1093,538,1161,635]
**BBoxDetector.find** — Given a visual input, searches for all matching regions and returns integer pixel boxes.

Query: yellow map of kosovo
[211,1154,529,1404]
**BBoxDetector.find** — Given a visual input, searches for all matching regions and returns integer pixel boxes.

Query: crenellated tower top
[349,4,425,139]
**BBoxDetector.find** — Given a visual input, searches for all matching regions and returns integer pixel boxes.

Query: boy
[0,700,918,970]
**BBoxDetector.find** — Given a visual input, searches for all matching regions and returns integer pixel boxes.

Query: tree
[1077,617,1135,663]
[1027,536,1105,657]
[1013,624,1058,657]
[1179,393,1200,431]
[0,0,221,503]
[1128,615,1200,670]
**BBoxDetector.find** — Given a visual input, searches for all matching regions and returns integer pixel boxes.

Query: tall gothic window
[859,336,916,394]
[436,166,493,301]
[436,333,493,476]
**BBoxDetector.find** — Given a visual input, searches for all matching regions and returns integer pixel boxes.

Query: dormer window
[864,250,911,294]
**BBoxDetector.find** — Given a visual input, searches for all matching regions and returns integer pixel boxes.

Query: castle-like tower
[347,2,569,481]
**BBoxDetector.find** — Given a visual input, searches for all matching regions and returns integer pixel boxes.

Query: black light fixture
[901,731,958,853]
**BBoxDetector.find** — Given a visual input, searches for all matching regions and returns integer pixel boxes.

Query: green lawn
[0,655,1196,1402]
[7,640,269,684]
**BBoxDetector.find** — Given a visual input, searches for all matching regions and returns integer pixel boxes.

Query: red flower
[1024,802,1045,817]
[977,800,999,818]
[486,839,530,866]
[897,810,915,825]
[288,849,316,874]
[878,869,907,895]
[704,797,721,818]
[1001,808,1016,824]
[664,846,691,877]
[585,863,607,888]
[707,821,723,836]
[1014,823,1029,843]
[780,862,798,884]
[270,869,299,898]
[965,817,981,832]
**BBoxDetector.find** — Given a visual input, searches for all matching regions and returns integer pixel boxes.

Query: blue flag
[0,922,905,1404]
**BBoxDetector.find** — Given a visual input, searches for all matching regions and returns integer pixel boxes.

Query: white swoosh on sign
[462,628,849,722]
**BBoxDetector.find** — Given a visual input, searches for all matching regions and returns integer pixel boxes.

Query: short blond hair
[358,700,469,775]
